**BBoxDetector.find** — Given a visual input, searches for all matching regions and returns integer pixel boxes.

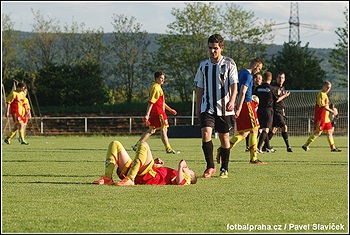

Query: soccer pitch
[2,135,348,233]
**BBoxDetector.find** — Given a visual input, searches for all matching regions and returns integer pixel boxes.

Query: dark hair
[208,34,224,47]
[154,71,165,80]
[17,82,26,89]
[253,73,262,79]
[250,57,264,67]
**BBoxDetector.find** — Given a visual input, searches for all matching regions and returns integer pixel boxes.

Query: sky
[1,1,349,49]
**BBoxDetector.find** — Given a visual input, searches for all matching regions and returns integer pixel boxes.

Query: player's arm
[276,90,290,103]
[195,87,204,119]
[143,103,153,123]
[165,103,177,115]
[324,105,338,116]
[176,159,188,185]
[235,85,248,118]
[227,83,237,111]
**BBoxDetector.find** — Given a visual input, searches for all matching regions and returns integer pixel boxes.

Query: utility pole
[289,2,300,43]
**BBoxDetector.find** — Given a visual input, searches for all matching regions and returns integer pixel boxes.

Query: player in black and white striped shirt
[194,34,238,179]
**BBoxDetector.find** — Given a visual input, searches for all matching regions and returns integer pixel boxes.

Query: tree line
[2,3,348,107]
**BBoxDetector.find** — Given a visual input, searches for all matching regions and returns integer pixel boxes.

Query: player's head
[207,34,224,60]
[263,71,273,84]
[322,80,332,93]
[154,71,165,84]
[253,73,263,86]
[249,58,264,75]
[182,164,197,184]
[277,72,286,85]
[187,169,197,185]
[17,81,26,91]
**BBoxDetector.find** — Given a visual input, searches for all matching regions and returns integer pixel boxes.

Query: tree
[109,14,151,103]
[267,41,326,90]
[153,2,275,102]
[1,13,21,89]
[221,3,275,70]
[154,2,221,102]
[20,9,61,71]
[34,62,109,106]
[329,7,348,88]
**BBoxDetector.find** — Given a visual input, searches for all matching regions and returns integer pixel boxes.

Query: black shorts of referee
[257,107,274,129]
[273,109,287,128]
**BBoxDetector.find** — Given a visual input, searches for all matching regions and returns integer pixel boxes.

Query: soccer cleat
[202,168,216,178]
[219,169,228,179]
[302,145,310,152]
[116,176,134,186]
[21,141,30,145]
[245,146,250,152]
[166,148,176,154]
[132,145,137,151]
[216,147,221,164]
[256,149,264,154]
[18,138,21,143]
[265,148,276,153]
[92,176,114,185]
[4,139,10,145]
[331,148,341,152]
[287,147,293,152]
[249,159,267,165]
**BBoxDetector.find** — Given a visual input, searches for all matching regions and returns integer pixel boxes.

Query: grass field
[1,135,348,233]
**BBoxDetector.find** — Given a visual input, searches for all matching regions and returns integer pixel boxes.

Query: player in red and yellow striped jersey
[302,80,341,152]
[132,71,178,154]
[93,140,197,186]
[16,88,32,143]
[4,82,29,145]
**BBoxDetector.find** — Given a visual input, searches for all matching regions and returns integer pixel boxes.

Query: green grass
[2,135,348,233]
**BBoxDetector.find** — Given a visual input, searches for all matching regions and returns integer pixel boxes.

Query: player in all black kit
[255,71,278,153]
[266,72,292,152]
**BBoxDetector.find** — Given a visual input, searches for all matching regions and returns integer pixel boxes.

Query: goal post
[280,90,348,136]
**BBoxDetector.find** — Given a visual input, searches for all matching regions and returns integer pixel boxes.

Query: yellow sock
[229,134,244,149]
[19,129,25,142]
[127,143,148,181]
[249,132,258,162]
[165,144,172,151]
[304,135,317,147]
[327,136,335,150]
[7,131,16,140]
[104,141,124,179]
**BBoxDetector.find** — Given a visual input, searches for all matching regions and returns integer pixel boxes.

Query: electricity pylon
[289,2,300,43]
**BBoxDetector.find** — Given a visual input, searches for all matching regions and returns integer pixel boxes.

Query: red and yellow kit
[6,90,26,123]
[313,91,332,132]
[148,82,169,129]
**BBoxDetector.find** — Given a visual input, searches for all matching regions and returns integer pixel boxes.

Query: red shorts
[11,112,25,124]
[236,102,260,132]
[314,120,332,132]
[148,113,169,130]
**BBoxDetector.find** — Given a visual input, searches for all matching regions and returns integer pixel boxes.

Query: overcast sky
[2,1,348,49]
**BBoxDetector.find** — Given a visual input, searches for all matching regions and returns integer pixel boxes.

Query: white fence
[3,114,346,137]
[2,90,348,137]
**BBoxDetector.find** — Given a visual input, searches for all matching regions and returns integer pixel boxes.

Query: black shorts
[200,112,234,133]
[257,107,274,129]
[273,110,286,128]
